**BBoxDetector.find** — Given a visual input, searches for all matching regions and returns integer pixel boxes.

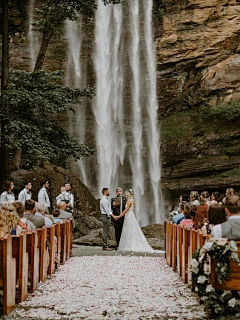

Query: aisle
[7,255,206,319]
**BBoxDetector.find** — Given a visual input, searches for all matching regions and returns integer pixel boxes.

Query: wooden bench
[47,225,55,275]
[165,221,173,267]
[0,235,16,315]
[60,222,67,264]
[54,223,61,269]
[12,233,28,303]
[26,229,39,293]
[37,227,48,282]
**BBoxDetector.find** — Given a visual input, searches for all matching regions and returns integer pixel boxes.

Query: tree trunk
[0,0,10,190]
[12,147,22,171]
[34,28,53,71]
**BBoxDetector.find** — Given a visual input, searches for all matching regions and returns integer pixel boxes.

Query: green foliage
[202,99,240,122]
[0,70,95,168]
[192,239,240,318]
[153,0,165,19]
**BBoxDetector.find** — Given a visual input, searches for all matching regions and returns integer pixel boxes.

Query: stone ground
[3,246,206,320]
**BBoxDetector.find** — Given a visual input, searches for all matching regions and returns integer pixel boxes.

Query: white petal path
[9,256,206,319]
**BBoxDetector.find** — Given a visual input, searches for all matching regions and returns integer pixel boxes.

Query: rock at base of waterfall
[73,226,116,247]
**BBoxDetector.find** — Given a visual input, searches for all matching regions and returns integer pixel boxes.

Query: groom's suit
[111,195,127,247]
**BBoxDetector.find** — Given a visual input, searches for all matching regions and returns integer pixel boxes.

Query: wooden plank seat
[182,227,190,284]
[188,228,198,285]
[172,224,177,271]
[26,229,39,293]
[12,233,28,303]
[177,226,183,277]
[54,223,61,270]
[0,235,16,315]
[65,220,72,261]
[37,227,48,282]
[60,222,67,265]
[165,221,173,267]
[47,225,55,275]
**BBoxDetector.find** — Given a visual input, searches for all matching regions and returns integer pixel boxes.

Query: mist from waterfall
[143,0,164,223]
[94,0,126,194]
[65,18,89,187]
[129,0,146,225]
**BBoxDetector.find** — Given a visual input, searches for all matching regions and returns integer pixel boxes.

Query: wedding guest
[38,180,50,209]
[100,188,117,251]
[180,203,193,228]
[58,201,75,228]
[52,209,63,224]
[56,182,74,213]
[213,195,240,239]
[12,201,32,232]
[18,181,32,204]
[0,180,15,204]
[210,191,221,205]
[0,203,22,236]
[172,202,185,224]
[222,188,235,204]
[35,202,53,227]
[201,204,226,235]
[193,191,210,229]
[190,191,200,206]
[24,199,45,229]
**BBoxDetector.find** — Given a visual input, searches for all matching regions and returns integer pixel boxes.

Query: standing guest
[180,203,193,228]
[190,191,200,206]
[193,191,210,229]
[38,180,50,209]
[35,202,53,227]
[100,188,117,251]
[0,180,15,204]
[58,202,75,228]
[56,182,74,213]
[24,199,45,229]
[213,195,240,239]
[111,187,127,249]
[18,181,32,204]
[201,204,226,235]
[210,191,221,205]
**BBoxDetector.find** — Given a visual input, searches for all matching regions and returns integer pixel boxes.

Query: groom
[111,187,127,248]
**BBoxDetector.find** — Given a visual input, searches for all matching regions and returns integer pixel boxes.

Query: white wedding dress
[118,201,154,253]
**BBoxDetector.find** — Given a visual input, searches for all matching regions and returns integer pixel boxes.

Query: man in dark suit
[111,187,127,249]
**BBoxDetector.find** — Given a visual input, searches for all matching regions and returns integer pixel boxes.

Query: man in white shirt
[35,202,53,227]
[100,188,117,251]
[18,181,32,204]
[213,195,240,239]
[38,180,50,209]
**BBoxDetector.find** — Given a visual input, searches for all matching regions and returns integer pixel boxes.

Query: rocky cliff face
[156,0,240,203]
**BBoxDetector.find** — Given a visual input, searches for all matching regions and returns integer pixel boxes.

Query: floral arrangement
[192,238,240,319]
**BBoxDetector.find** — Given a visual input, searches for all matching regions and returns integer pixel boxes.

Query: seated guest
[0,180,15,204]
[210,191,221,205]
[35,202,53,227]
[180,203,194,228]
[24,199,45,229]
[18,181,32,204]
[53,209,63,224]
[190,191,200,206]
[193,191,210,229]
[201,204,227,235]
[213,195,240,240]
[58,201,75,228]
[12,201,31,232]
[222,188,235,204]
[0,203,22,236]
[172,202,185,224]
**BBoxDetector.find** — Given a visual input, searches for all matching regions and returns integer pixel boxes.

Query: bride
[117,189,154,253]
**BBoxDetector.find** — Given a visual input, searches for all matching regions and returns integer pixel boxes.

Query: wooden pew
[65,221,71,261]
[177,226,183,277]
[12,233,28,303]
[47,225,55,275]
[166,221,173,267]
[188,228,198,285]
[60,222,67,264]
[0,235,16,315]
[26,229,39,293]
[54,223,61,269]
[182,227,190,283]
[172,224,177,271]
[37,227,48,282]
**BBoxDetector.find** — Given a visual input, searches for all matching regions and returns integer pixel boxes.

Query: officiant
[111,187,127,248]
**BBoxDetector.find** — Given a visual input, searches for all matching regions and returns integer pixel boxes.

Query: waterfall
[29,0,39,70]
[143,0,164,223]
[94,0,125,194]
[65,18,89,187]
[129,0,147,225]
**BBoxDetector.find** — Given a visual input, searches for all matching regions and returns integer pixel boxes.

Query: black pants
[113,217,124,247]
